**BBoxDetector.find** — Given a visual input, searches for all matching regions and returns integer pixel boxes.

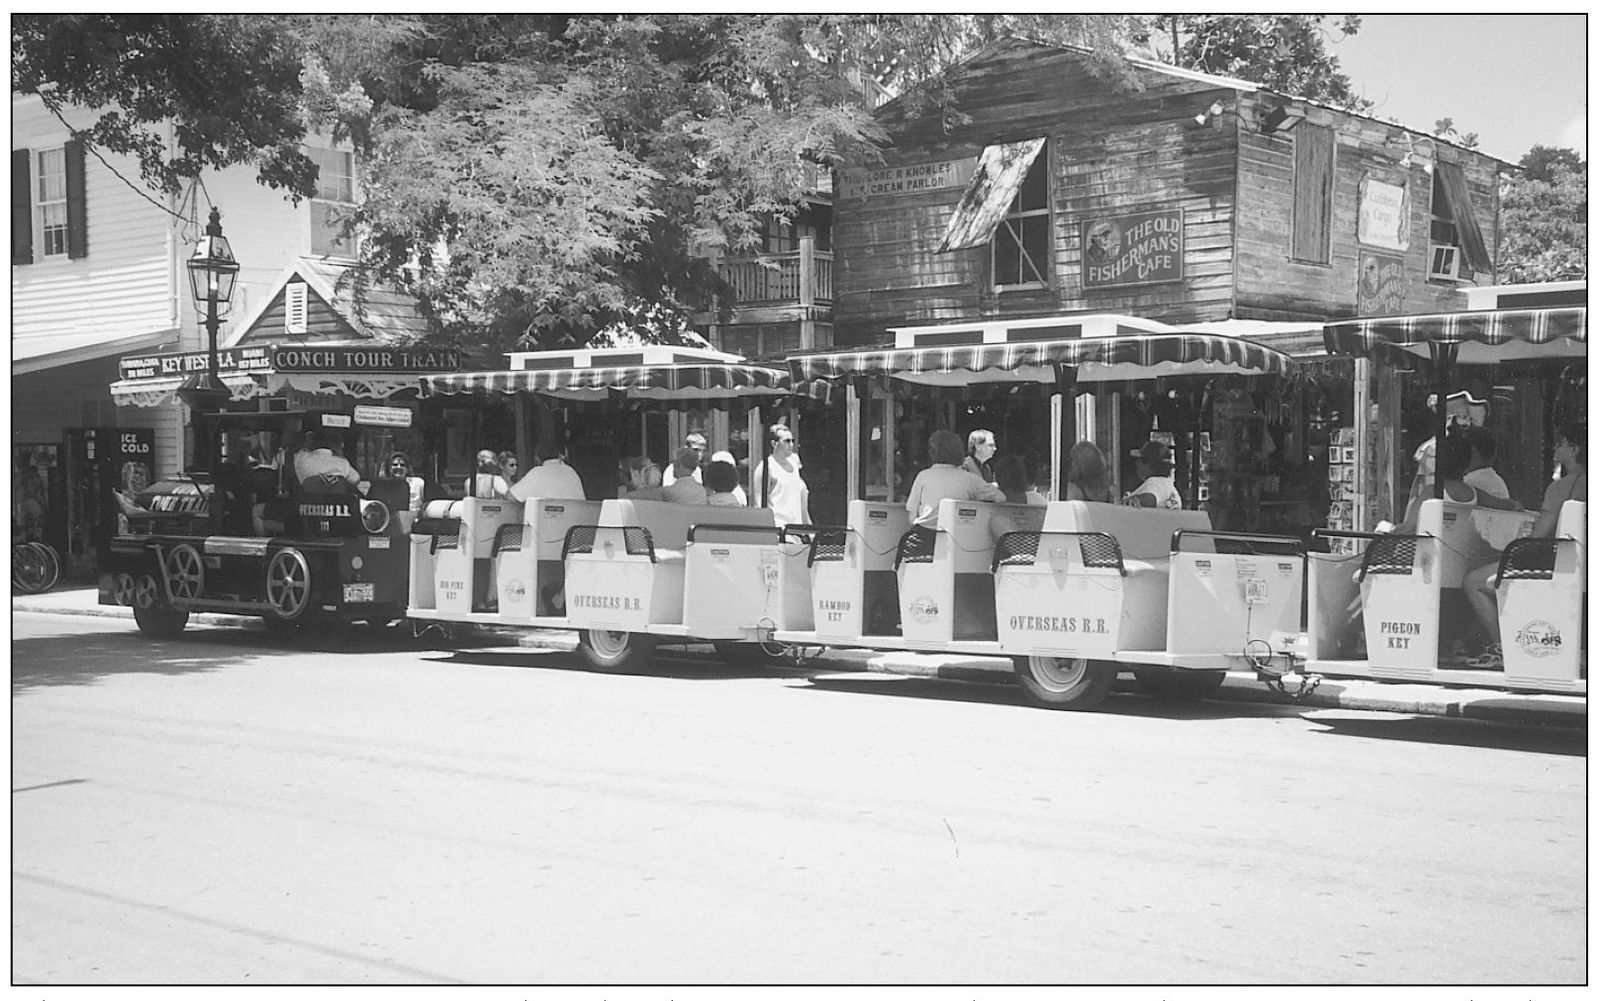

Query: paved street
[12,611,1586,987]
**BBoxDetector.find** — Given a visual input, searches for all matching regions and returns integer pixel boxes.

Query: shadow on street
[1302,710,1586,756]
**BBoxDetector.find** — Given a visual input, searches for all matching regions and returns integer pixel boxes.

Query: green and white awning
[1324,306,1587,363]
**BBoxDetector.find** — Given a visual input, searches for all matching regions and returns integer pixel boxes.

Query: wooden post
[799,237,815,308]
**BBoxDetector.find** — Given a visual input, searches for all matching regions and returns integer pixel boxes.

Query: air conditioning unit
[1428,243,1462,282]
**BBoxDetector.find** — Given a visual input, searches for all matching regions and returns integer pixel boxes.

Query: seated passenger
[1062,440,1114,504]
[294,430,362,495]
[993,454,1041,505]
[507,436,585,503]
[465,449,511,500]
[618,455,667,501]
[705,459,743,507]
[1124,439,1181,509]
[1463,422,1587,669]
[662,448,710,505]
[1460,426,1511,500]
[709,450,747,506]
[905,429,1006,528]
[1389,433,1520,536]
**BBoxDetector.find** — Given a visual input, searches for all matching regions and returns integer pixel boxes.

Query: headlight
[359,499,390,534]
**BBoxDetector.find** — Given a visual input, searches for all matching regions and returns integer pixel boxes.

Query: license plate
[343,582,375,604]
[1245,578,1270,605]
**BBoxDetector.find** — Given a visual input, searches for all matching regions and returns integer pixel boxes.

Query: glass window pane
[993,223,1023,286]
[1020,217,1050,283]
[1015,153,1048,211]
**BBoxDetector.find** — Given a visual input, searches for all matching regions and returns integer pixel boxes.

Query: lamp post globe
[180,206,241,475]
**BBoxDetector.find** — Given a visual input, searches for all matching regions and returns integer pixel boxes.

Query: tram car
[98,407,414,635]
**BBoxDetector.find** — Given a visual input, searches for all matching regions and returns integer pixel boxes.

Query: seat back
[1041,500,1210,560]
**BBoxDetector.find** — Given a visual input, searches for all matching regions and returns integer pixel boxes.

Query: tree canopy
[1498,145,1587,284]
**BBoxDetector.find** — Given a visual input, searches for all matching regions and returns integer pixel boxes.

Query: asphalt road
[11,612,1587,987]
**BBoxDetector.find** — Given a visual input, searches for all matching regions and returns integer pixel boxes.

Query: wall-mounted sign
[352,405,415,428]
[118,344,460,382]
[118,344,273,381]
[1081,208,1185,289]
[1358,251,1406,316]
[1358,175,1410,251]
[838,156,977,201]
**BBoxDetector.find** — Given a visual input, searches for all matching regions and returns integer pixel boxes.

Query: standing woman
[383,451,428,515]
[753,423,811,527]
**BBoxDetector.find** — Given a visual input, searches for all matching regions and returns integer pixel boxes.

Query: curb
[19,593,1585,728]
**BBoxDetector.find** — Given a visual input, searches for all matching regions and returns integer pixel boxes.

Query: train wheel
[1013,655,1116,710]
[11,542,51,593]
[265,548,312,622]
[1132,668,1227,702]
[131,572,189,637]
[164,544,205,601]
[112,572,136,606]
[578,629,655,673]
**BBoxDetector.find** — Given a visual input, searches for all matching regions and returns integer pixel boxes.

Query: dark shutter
[1433,161,1493,274]
[1291,124,1334,264]
[12,149,32,265]
[65,139,88,259]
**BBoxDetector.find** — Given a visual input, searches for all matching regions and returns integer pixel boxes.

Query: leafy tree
[11,14,321,197]
[1498,146,1586,283]
[1127,15,1373,112]
[1430,117,1479,150]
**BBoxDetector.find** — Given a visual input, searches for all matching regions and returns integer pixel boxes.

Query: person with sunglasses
[382,451,428,515]
[753,423,810,528]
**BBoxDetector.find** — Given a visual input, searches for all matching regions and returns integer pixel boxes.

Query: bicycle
[12,540,61,594]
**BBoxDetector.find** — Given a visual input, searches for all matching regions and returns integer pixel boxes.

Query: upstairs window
[1428,162,1493,281]
[309,146,356,258]
[37,148,69,257]
[993,151,1050,289]
[937,136,1050,292]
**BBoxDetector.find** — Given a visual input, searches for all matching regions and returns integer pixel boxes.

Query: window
[308,146,356,258]
[284,281,309,335]
[36,148,69,258]
[993,151,1050,289]
[1291,124,1334,264]
[1428,162,1493,281]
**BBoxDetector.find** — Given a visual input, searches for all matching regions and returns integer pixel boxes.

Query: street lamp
[179,206,240,480]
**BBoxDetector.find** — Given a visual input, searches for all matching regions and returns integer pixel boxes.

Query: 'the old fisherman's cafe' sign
[1081,208,1185,290]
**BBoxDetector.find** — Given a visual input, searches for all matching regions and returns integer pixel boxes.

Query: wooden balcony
[717,238,833,309]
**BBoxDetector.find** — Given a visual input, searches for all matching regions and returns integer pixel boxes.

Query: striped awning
[1323,306,1587,363]
[788,332,1296,395]
[423,362,792,400]
[110,372,426,408]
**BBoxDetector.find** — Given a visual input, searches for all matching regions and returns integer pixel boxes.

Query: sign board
[838,156,977,201]
[118,344,273,381]
[1081,208,1185,289]
[353,405,414,428]
[1358,175,1409,251]
[118,344,460,382]
[1357,252,1407,317]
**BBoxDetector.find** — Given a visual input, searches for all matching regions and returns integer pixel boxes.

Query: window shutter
[65,139,87,259]
[12,149,32,265]
[1432,161,1493,274]
[1291,124,1334,264]
[285,281,309,334]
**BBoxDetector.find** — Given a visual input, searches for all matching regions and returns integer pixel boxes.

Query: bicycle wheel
[30,542,61,592]
[12,542,50,593]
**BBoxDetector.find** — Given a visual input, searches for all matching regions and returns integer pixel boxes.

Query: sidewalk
[15,586,1586,728]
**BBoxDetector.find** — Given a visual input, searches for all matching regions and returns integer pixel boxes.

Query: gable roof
[223,257,432,349]
[878,35,1514,167]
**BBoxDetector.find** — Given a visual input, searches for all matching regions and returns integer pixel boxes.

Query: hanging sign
[118,344,273,381]
[1357,252,1406,316]
[1081,208,1185,289]
[1358,175,1410,251]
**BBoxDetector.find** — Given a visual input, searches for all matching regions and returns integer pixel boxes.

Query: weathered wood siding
[834,40,1508,343]
[1234,96,1502,321]
[834,42,1243,344]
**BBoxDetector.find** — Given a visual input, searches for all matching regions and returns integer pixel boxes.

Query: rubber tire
[131,572,189,638]
[1013,655,1117,710]
[578,629,655,673]
[1132,668,1228,702]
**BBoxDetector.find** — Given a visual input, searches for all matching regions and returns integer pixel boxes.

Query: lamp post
[180,206,240,493]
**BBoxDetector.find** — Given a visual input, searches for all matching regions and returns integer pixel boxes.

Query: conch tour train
[98,304,1586,712]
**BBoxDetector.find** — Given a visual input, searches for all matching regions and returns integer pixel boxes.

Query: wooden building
[832,38,1512,344]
